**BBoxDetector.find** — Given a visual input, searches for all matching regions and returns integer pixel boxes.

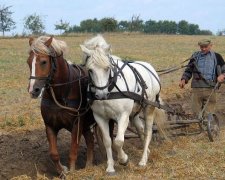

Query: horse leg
[139,106,155,166]
[109,120,117,152]
[94,114,115,175]
[83,129,94,167]
[131,115,145,143]
[131,115,150,154]
[114,113,129,165]
[46,126,68,174]
[69,120,83,172]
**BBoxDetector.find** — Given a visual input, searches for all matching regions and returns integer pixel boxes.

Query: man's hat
[198,39,211,46]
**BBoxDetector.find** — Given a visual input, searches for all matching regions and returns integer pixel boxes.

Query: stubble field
[0,33,225,179]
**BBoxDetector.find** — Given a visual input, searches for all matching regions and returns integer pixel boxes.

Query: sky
[1,0,225,35]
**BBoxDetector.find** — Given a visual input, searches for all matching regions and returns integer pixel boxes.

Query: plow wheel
[207,113,220,142]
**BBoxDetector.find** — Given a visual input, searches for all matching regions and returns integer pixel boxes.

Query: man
[179,39,225,117]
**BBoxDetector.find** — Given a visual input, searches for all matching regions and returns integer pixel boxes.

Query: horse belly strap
[87,91,176,114]
[88,91,146,104]
[41,98,81,107]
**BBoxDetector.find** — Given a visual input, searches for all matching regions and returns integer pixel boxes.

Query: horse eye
[88,69,93,73]
[105,67,110,71]
[41,60,47,65]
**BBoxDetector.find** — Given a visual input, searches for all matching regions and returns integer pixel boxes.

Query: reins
[157,56,192,76]
[48,63,91,116]
[30,51,90,116]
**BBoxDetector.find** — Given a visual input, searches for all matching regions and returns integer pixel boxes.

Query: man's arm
[216,53,225,82]
[181,58,195,82]
[179,58,195,88]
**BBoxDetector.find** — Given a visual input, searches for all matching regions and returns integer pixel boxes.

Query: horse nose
[34,87,41,93]
[95,93,101,100]
[95,92,109,100]
[30,87,41,98]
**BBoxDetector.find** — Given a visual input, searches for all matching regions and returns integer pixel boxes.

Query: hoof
[107,171,116,176]
[85,163,93,168]
[119,158,129,166]
[62,165,69,173]
[58,165,68,179]
[138,161,146,167]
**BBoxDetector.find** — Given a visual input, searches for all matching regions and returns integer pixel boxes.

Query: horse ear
[29,37,34,46]
[106,44,111,53]
[45,36,54,47]
[80,45,92,56]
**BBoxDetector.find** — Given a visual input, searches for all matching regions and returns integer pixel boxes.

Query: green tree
[55,19,69,34]
[177,20,189,34]
[99,17,117,32]
[161,20,177,34]
[188,24,200,35]
[144,20,159,33]
[24,13,45,35]
[0,5,16,36]
[198,30,213,35]
[66,25,82,33]
[118,20,130,31]
[80,18,101,32]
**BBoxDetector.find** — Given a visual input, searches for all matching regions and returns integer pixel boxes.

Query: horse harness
[87,57,176,115]
[29,52,90,116]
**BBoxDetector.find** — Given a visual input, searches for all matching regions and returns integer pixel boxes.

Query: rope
[77,115,80,144]
[157,56,192,76]
[50,87,91,116]
[50,87,79,112]
[158,65,188,76]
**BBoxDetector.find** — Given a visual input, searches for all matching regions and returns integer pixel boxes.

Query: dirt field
[1,34,225,179]
[1,91,225,179]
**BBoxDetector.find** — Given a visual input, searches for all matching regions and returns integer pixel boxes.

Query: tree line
[1,5,224,36]
[66,15,212,35]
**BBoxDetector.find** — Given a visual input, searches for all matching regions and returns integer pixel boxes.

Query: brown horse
[27,36,95,175]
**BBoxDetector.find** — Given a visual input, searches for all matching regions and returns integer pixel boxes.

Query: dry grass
[1,33,225,179]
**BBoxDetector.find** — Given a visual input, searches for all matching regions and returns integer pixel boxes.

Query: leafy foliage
[99,17,117,32]
[66,16,212,35]
[23,13,45,35]
[0,5,16,36]
[55,19,69,34]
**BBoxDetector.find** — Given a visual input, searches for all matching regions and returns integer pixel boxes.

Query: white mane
[82,35,113,69]
[83,34,111,51]
[30,36,68,56]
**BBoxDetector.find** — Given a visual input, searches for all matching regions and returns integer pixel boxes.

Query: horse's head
[27,36,67,98]
[80,35,113,100]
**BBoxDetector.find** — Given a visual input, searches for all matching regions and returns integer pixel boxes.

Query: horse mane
[30,36,68,56]
[84,34,111,51]
[82,35,113,69]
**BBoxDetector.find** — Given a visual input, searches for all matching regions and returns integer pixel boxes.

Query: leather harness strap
[87,91,180,115]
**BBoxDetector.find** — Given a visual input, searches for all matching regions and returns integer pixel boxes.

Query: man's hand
[217,74,225,83]
[179,79,186,89]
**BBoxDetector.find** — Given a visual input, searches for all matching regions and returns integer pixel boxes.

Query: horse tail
[153,98,170,140]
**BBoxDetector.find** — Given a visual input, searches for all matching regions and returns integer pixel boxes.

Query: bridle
[87,56,118,93]
[29,50,90,114]
[29,52,57,89]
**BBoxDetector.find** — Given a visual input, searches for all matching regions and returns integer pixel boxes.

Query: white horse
[80,35,167,175]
